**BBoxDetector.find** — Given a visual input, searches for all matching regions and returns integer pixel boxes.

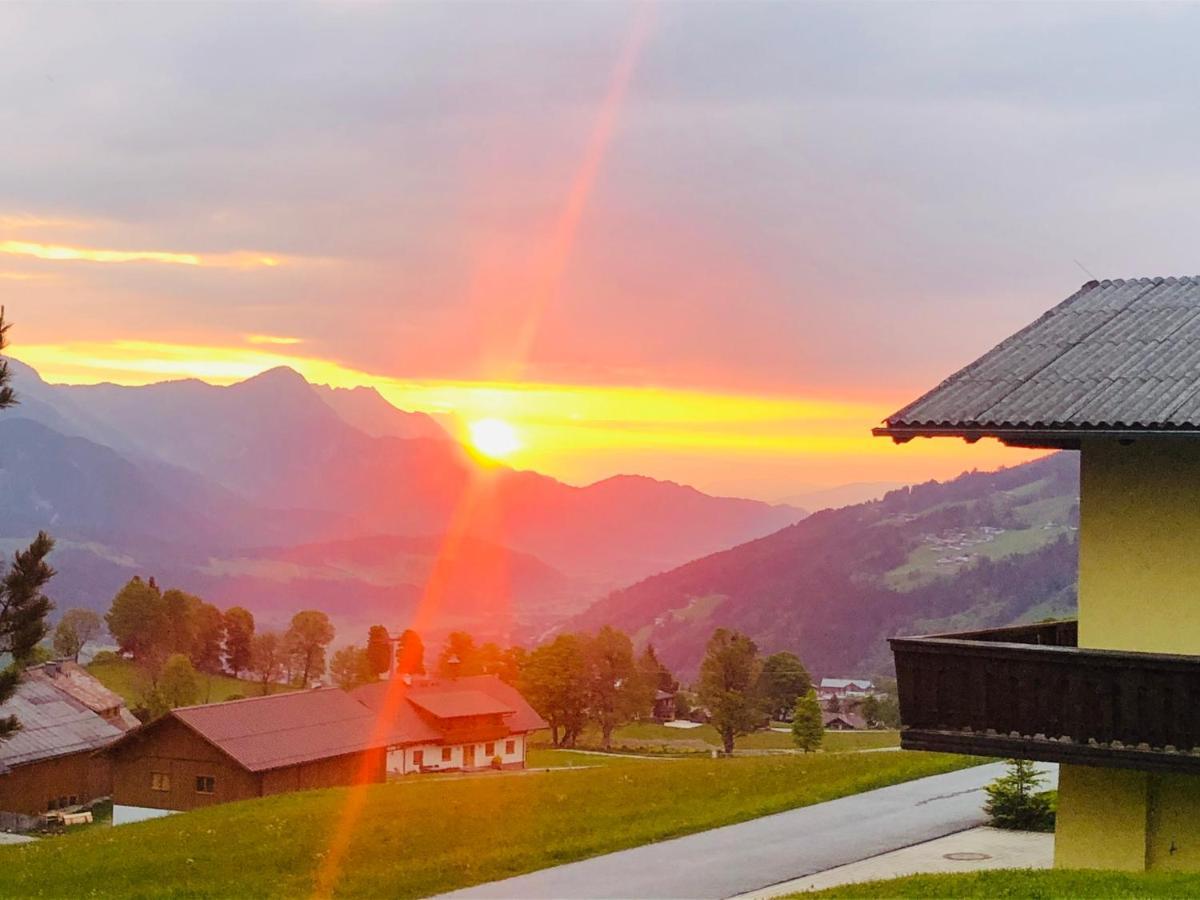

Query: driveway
[440,761,1058,900]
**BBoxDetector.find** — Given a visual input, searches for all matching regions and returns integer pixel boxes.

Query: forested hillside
[571,453,1080,679]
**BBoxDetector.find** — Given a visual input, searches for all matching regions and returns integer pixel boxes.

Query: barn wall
[0,749,112,816]
[110,717,259,813]
[260,748,385,796]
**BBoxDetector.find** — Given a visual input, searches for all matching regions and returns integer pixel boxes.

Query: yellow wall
[1058,438,1200,871]
[1078,438,1200,653]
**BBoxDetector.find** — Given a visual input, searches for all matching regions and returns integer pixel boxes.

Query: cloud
[0,240,283,268]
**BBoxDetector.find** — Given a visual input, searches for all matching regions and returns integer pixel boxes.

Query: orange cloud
[245,334,304,346]
[0,240,284,269]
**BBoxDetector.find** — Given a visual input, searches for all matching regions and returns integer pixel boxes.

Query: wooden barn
[105,687,387,825]
[0,661,137,817]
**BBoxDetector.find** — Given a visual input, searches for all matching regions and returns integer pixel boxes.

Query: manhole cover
[943,852,992,861]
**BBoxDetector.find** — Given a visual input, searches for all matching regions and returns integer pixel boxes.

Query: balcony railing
[891,620,1200,772]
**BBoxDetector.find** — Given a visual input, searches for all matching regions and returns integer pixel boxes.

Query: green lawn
[0,752,976,899]
[559,722,900,754]
[525,748,652,768]
[87,658,285,708]
[806,869,1200,898]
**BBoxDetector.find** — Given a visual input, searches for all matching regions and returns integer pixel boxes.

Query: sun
[468,418,522,459]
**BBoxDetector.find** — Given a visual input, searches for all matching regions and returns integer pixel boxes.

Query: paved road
[440,761,1058,900]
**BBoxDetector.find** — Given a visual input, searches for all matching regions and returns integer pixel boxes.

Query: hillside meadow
[0,752,976,898]
[560,722,900,754]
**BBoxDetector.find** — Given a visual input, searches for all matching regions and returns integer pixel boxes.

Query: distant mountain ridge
[0,359,804,641]
[570,452,1079,679]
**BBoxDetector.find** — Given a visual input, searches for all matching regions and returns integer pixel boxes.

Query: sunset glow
[0,239,284,268]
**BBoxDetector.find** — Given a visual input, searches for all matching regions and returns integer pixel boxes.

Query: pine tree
[790,688,824,752]
[985,758,1055,831]
[0,311,56,741]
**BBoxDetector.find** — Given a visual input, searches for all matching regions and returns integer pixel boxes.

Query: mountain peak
[237,366,310,389]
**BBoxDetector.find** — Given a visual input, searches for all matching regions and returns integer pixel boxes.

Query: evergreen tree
[222,607,255,677]
[790,689,824,752]
[396,629,425,675]
[0,532,56,740]
[985,759,1054,831]
[698,628,763,754]
[366,625,392,676]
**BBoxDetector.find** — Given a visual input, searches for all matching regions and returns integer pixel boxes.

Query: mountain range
[0,359,803,642]
[571,452,1080,680]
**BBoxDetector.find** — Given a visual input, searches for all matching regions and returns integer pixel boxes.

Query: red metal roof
[351,675,547,743]
[172,688,382,772]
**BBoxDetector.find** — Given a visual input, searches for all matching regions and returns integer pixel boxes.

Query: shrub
[984,758,1055,832]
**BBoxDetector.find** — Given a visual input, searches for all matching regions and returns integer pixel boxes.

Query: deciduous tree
[250,631,285,695]
[52,608,102,661]
[148,653,200,718]
[522,633,588,747]
[584,626,641,751]
[105,576,167,663]
[190,601,225,673]
[285,610,335,685]
[698,628,763,754]
[222,607,255,677]
[791,689,823,752]
[758,652,812,722]
[331,645,375,690]
[437,631,481,677]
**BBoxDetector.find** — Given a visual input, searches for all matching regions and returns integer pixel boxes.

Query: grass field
[806,869,1200,898]
[87,658,285,707]
[526,748,653,767]
[560,722,900,754]
[0,752,976,898]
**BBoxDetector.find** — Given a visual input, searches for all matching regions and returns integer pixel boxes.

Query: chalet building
[351,674,546,774]
[651,690,676,723]
[877,276,1200,872]
[822,711,867,731]
[0,661,137,817]
[817,678,874,701]
[106,674,546,823]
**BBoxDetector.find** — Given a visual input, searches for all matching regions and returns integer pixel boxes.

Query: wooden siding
[110,717,260,813]
[110,716,388,814]
[0,750,111,816]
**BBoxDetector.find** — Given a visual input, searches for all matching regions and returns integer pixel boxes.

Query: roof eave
[874,425,1200,450]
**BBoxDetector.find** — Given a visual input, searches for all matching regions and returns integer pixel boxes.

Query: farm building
[105,687,387,825]
[0,660,137,817]
[351,674,547,774]
[106,674,546,822]
[822,711,867,731]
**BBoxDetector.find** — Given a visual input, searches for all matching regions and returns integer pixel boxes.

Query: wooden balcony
[891,620,1200,773]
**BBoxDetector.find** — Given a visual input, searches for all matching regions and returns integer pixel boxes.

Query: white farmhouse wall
[386,734,527,775]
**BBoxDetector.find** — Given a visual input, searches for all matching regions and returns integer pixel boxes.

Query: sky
[6,3,1200,500]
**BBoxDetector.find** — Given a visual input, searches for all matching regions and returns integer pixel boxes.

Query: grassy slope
[808,869,1200,898]
[0,753,975,899]
[88,658,285,707]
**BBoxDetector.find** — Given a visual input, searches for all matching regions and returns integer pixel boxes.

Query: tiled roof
[0,678,126,773]
[819,678,873,690]
[879,277,1200,437]
[407,689,515,720]
[171,688,383,772]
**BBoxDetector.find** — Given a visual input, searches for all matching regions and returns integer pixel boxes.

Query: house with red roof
[105,674,546,824]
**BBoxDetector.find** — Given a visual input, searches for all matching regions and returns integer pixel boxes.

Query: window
[412,749,424,767]
[195,775,215,794]
[151,772,170,792]
[47,798,57,811]
[441,747,452,762]
[485,742,495,756]
[505,740,515,755]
